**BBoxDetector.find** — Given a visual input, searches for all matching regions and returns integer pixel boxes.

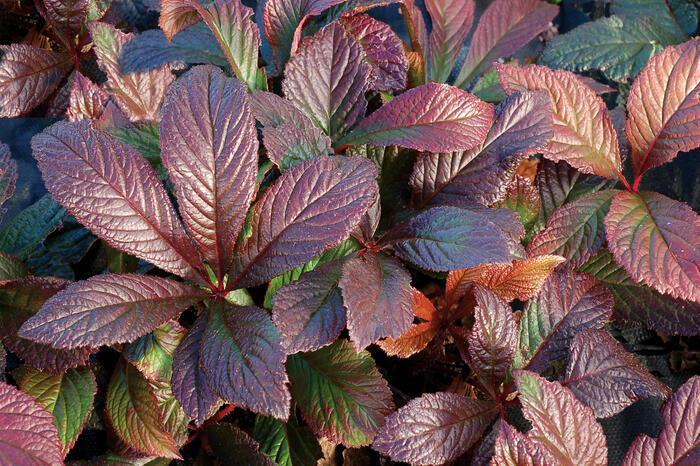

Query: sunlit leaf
[66,72,108,122]
[425,0,473,83]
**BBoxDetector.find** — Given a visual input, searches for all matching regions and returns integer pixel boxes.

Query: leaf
[377,288,441,358]
[124,320,185,381]
[527,189,618,267]
[410,90,552,208]
[516,269,613,372]
[447,255,565,303]
[0,251,28,280]
[336,82,493,152]
[563,329,671,418]
[106,359,181,459]
[495,174,541,234]
[229,155,378,289]
[372,392,497,465]
[0,381,63,464]
[0,44,72,117]
[622,434,657,466]
[0,142,18,215]
[253,415,323,466]
[159,0,202,42]
[400,0,428,57]
[425,0,473,83]
[614,0,697,42]
[38,0,90,46]
[340,251,413,350]
[515,370,608,466]
[171,313,218,425]
[151,378,189,448]
[272,259,347,354]
[287,339,394,447]
[200,301,290,419]
[120,23,228,73]
[454,0,558,88]
[107,121,161,168]
[0,194,66,261]
[497,64,622,180]
[66,72,108,121]
[207,422,275,465]
[18,274,207,349]
[282,22,370,141]
[161,65,257,279]
[339,13,408,91]
[32,121,206,283]
[20,366,97,456]
[539,16,675,82]
[625,38,700,177]
[605,190,700,302]
[492,420,557,465]
[89,22,174,121]
[381,205,512,272]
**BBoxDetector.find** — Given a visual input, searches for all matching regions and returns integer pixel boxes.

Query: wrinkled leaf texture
[67,72,108,122]
[426,0,473,83]
[124,320,185,381]
[253,414,322,466]
[0,194,66,261]
[491,420,556,465]
[614,0,697,42]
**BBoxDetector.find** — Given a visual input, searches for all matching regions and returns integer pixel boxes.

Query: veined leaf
[0,44,72,117]
[454,0,558,88]
[336,82,493,152]
[20,366,97,456]
[492,420,556,465]
[38,0,90,47]
[495,174,541,235]
[515,370,608,465]
[287,339,394,447]
[622,434,657,466]
[124,320,185,381]
[66,72,108,122]
[563,329,671,418]
[426,0,473,83]
[497,64,622,180]
[159,0,202,42]
[372,392,497,465]
[0,142,17,217]
[614,0,696,42]
[151,378,189,448]
[0,381,63,464]
[282,22,370,141]
[207,422,276,465]
[32,121,206,283]
[253,415,322,466]
[605,191,700,302]
[19,274,207,349]
[107,121,161,165]
[400,0,428,57]
[625,38,700,178]
[229,156,378,289]
[200,301,290,419]
[0,251,28,280]
[340,251,413,350]
[378,288,441,358]
[0,194,65,261]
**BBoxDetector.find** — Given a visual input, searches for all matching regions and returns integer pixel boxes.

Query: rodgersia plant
[0,0,698,463]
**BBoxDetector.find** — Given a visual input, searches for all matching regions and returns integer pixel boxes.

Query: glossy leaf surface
[426,0,473,83]
[377,288,441,358]
[66,72,108,122]
[492,420,556,465]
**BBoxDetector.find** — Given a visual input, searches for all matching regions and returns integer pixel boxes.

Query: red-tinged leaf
[124,320,185,381]
[495,174,541,233]
[372,392,497,465]
[272,259,347,354]
[18,274,207,349]
[514,370,608,466]
[400,0,429,57]
[39,0,90,46]
[282,22,370,141]
[426,0,473,83]
[377,288,440,357]
[207,422,276,465]
[340,251,413,350]
[622,435,657,466]
[381,205,512,272]
[106,359,182,459]
[410,90,551,208]
[20,366,97,456]
[467,285,517,398]
[160,65,256,279]
[455,0,558,88]
[336,82,493,152]
[0,142,18,221]
[449,254,564,304]
[89,22,174,121]
[159,0,202,42]
[491,420,556,466]
[0,381,63,464]
[171,313,218,426]
[339,13,408,91]
[605,190,700,302]
[31,121,206,283]
[563,329,671,418]
[200,301,290,419]
[66,72,108,122]
[3,335,93,375]
[497,64,622,181]
[229,156,378,289]
[287,339,394,447]
[517,269,613,372]
[527,189,618,267]
[626,38,700,178]
[0,44,72,117]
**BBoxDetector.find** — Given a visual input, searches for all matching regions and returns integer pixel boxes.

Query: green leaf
[614,0,697,42]
[471,66,508,103]
[253,414,322,466]
[0,251,28,280]
[26,216,96,279]
[20,366,97,456]
[0,194,65,260]
[107,122,164,176]
[124,320,186,381]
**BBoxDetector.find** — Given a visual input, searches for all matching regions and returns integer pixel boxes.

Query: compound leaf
[425,0,474,83]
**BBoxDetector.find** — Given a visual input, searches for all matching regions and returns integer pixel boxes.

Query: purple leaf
[340,251,413,350]
[66,71,108,122]
[31,121,206,283]
[38,0,90,46]
[272,259,347,354]
[229,155,378,289]
[492,420,556,465]
[0,142,18,216]
[381,205,512,271]
[171,313,218,426]
[161,65,257,280]
[426,0,474,83]
[410,90,552,208]
[200,301,290,419]
[622,435,657,466]
[336,82,493,152]
[18,274,207,349]
[0,381,63,464]
[3,335,93,375]
[563,329,671,418]
[282,22,370,141]
[372,392,497,465]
